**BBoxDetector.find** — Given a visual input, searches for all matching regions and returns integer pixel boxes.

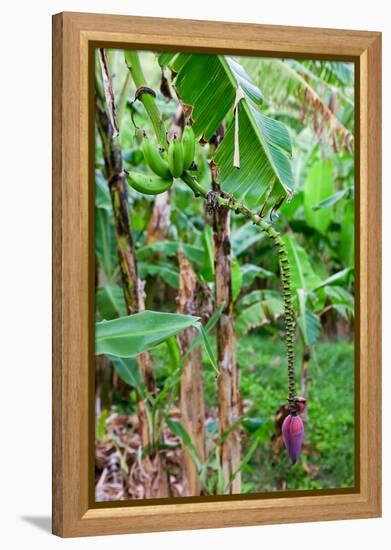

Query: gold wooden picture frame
[52,11,381,538]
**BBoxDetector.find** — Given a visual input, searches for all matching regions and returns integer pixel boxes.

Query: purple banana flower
[282,414,304,464]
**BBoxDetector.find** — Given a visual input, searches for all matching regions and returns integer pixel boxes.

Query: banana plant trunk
[96,49,172,498]
[144,191,172,310]
[212,183,241,494]
[96,100,156,392]
[177,250,206,496]
[146,191,172,244]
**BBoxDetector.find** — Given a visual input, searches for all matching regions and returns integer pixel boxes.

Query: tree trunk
[212,181,241,495]
[96,101,156,397]
[96,49,168,496]
[146,191,172,244]
[144,191,172,310]
[177,250,206,496]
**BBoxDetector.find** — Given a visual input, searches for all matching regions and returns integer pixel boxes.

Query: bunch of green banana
[167,135,184,178]
[140,126,196,186]
[126,171,173,195]
[142,137,171,179]
[182,125,196,170]
[167,126,196,178]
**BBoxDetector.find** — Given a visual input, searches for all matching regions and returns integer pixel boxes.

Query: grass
[235,333,355,492]
[147,330,354,493]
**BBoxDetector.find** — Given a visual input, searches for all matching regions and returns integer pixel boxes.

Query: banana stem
[125,51,168,149]
[180,171,207,197]
[180,171,298,414]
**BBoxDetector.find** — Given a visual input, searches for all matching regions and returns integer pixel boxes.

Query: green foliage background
[95,50,355,495]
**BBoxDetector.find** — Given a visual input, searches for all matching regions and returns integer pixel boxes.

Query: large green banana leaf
[96,284,126,320]
[109,355,145,396]
[172,54,263,140]
[339,201,355,268]
[96,310,217,370]
[304,160,334,234]
[215,99,295,212]
[235,290,284,336]
[96,311,200,357]
[163,53,295,214]
[282,234,321,294]
[282,236,322,346]
[296,288,321,346]
[231,222,265,256]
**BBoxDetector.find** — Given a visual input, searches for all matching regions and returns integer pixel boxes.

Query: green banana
[142,138,171,179]
[126,171,173,195]
[168,136,184,178]
[182,125,196,169]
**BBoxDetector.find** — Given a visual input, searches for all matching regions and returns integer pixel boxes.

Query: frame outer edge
[52,12,64,537]
[52,12,382,537]
[365,33,382,516]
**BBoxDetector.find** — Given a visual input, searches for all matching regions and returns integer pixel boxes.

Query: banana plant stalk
[125,52,210,491]
[125,52,301,472]
[177,250,206,495]
[182,172,299,416]
[211,167,241,494]
[124,51,167,149]
[96,50,156,437]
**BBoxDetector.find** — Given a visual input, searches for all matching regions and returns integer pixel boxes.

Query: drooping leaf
[339,201,355,268]
[232,222,265,256]
[282,234,321,293]
[136,241,204,265]
[200,226,215,282]
[231,258,242,301]
[109,355,145,395]
[195,322,218,373]
[171,54,262,141]
[96,284,126,320]
[315,268,352,290]
[240,264,273,288]
[261,297,285,320]
[138,261,179,288]
[304,160,334,233]
[237,289,281,309]
[215,100,295,212]
[235,296,283,336]
[324,286,354,319]
[244,57,354,113]
[95,207,116,281]
[180,304,224,371]
[96,311,200,357]
[312,188,350,211]
[296,289,321,346]
[153,304,224,409]
[95,170,112,211]
[158,52,179,68]
[166,336,181,368]
[171,53,295,214]
[166,418,202,471]
[241,417,269,434]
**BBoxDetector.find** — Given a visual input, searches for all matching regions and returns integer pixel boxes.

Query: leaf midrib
[219,56,290,194]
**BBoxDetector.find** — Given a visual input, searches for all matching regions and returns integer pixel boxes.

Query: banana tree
[121,49,303,480]
[94,48,356,497]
